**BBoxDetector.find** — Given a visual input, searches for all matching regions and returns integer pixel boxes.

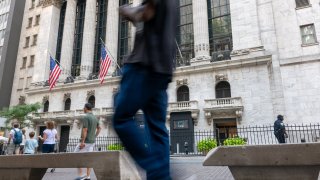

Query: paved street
[43,156,234,180]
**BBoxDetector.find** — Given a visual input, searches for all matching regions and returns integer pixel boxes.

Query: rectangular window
[93,0,108,73]
[72,0,86,77]
[118,0,133,71]
[29,55,35,67]
[18,78,24,90]
[32,34,38,46]
[176,0,194,67]
[35,15,40,26]
[295,0,310,8]
[208,0,232,61]
[55,2,66,63]
[300,24,318,45]
[26,77,32,89]
[25,36,30,47]
[21,57,27,69]
[27,17,33,28]
[30,0,35,9]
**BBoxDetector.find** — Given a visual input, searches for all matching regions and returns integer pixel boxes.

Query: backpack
[13,129,22,145]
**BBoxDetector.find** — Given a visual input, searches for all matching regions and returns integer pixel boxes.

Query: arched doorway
[88,95,95,108]
[215,81,231,98]
[177,85,190,102]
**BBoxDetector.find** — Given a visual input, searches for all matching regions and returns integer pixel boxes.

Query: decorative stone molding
[176,79,188,86]
[215,74,228,81]
[42,95,49,104]
[81,65,93,72]
[40,0,63,8]
[87,90,95,100]
[231,46,265,57]
[19,96,26,105]
[63,93,71,102]
[195,43,209,52]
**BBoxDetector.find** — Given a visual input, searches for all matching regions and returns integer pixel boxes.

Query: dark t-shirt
[274,119,285,135]
[124,0,178,75]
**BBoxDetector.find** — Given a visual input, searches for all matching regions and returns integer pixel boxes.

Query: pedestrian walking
[74,103,101,180]
[7,123,23,155]
[274,115,288,144]
[19,129,27,154]
[113,1,178,179]
[24,132,38,154]
[39,121,59,153]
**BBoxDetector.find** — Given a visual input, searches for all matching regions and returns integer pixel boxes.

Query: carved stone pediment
[176,79,188,86]
[87,90,95,100]
[19,96,26,105]
[215,74,228,81]
[42,95,49,104]
[63,93,71,101]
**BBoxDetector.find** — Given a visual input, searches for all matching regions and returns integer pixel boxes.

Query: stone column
[230,0,263,50]
[80,0,97,78]
[191,0,211,65]
[105,0,119,75]
[33,1,61,83]
[59,0,77,80]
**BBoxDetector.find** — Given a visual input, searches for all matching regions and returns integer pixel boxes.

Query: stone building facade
[0,0,25,109]
[10,0,320,151]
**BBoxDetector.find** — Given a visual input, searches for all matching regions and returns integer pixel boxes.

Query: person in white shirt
[39,121,59,153]
[7,123,22,155]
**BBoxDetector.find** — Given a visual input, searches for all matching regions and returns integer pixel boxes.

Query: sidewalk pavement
[43,156,233,180]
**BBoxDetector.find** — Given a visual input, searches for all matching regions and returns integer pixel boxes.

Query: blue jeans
[113,64,171,180]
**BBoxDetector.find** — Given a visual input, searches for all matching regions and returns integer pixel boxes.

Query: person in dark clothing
[113,1,178,179]
[274,115,288,144]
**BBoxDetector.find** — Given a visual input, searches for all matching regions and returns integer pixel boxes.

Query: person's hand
[79,143,85,149]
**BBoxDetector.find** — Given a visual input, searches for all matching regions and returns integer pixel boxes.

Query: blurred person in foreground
[113,0,178,179]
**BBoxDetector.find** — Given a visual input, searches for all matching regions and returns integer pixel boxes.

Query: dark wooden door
[38,126,46,152]
[59,125,70,152]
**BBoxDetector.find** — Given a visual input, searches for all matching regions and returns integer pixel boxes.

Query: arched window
[64,98,71,111]
[215,81,231,98]
[43,100,49,112]
[88,95,95,108]
[177,85,190,102]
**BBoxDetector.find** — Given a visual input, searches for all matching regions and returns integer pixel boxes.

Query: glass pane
[302,35,316,44]
[173,120,189,129]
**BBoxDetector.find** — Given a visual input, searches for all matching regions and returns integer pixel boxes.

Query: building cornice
[26,76,121,95]
[174,54,272,76]
[40,0,63,8]
[26,55,271,95]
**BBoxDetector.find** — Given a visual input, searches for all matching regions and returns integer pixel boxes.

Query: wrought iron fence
[65,124,320,156]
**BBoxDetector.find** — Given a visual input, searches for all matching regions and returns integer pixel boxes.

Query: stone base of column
[190,55,211,66]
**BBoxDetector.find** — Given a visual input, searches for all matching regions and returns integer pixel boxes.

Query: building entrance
[214,119,237,145]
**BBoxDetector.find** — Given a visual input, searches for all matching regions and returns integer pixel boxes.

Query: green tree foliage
[0,103,41,128]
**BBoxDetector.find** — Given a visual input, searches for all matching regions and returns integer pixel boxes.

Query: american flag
[99,44,112,84]
[49,56,62,90]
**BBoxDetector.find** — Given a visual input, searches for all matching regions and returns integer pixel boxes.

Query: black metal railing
[65,124,320,156]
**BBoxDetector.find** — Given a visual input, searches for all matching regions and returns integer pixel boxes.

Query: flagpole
[49,52,75,81]
[99,37,122,74]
